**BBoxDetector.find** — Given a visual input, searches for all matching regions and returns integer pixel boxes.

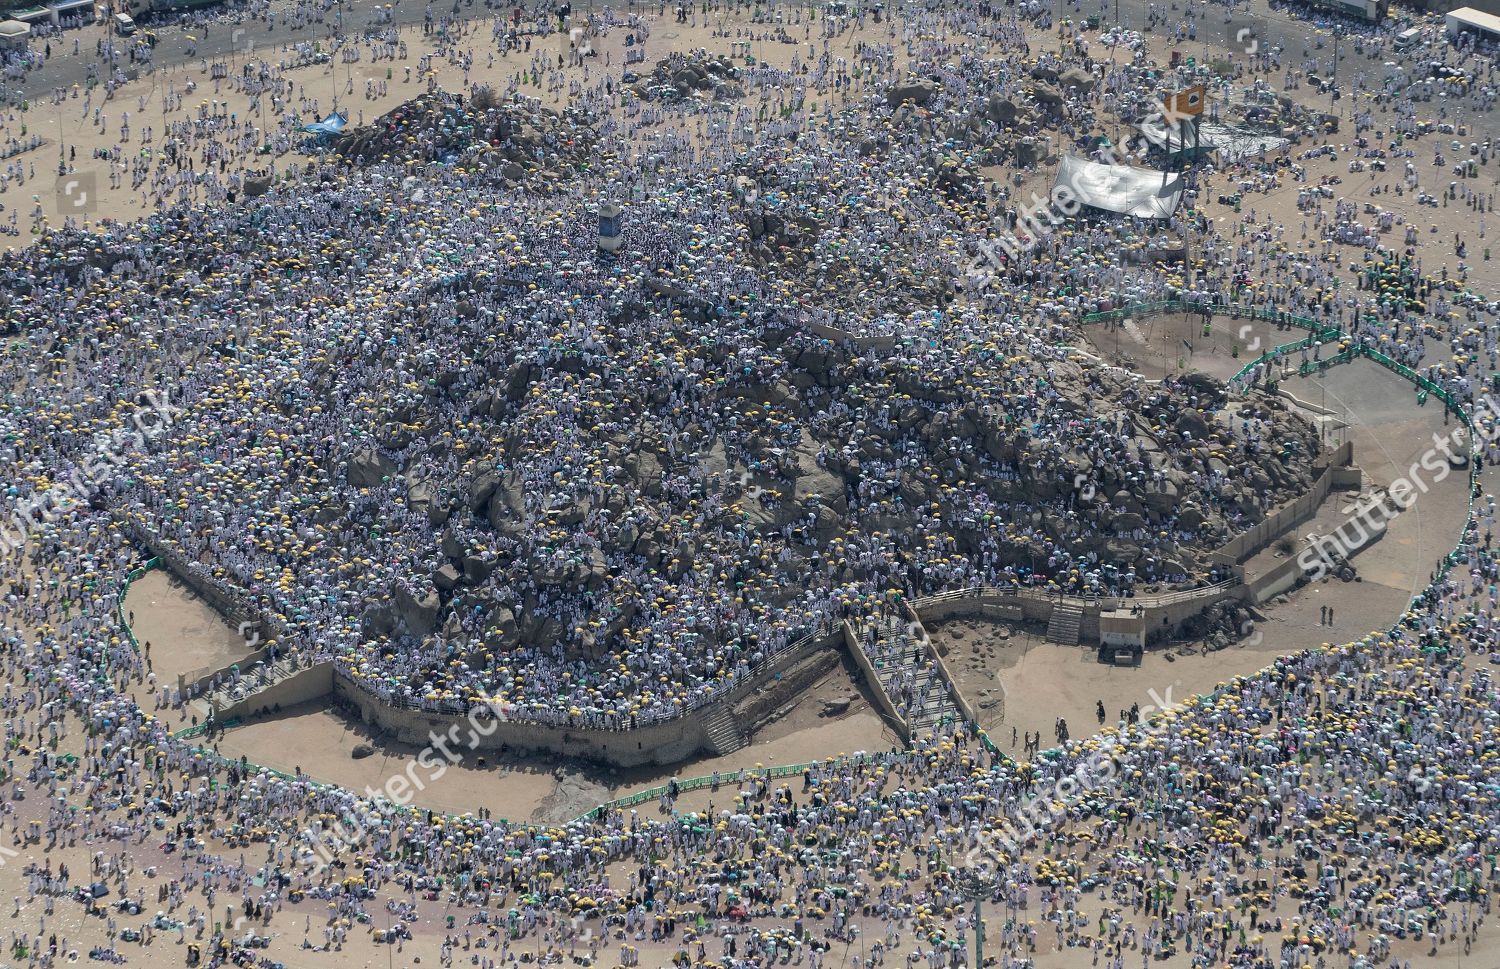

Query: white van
[113,13,136,35]
[1394,27,1422,51]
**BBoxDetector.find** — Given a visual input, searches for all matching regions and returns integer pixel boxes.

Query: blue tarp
[300,111,348,137]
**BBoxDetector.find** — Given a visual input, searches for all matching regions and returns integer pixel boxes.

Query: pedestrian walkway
[852,616,964,741]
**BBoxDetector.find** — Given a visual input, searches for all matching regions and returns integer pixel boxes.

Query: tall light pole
[957,870,999,969]
[1331,26,1341,117]
[973,893,985,967]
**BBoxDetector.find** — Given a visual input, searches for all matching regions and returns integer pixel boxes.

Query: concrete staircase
[186,651,317,726]
[858,617,963,742]
[1046,602,1085,645]
[702,705,747,756]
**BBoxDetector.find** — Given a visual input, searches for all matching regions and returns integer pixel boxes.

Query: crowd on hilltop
[0,7,1363,722]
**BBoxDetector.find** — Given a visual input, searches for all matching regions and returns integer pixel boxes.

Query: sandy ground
[1083,310,1324,384]
[122,570,254,681]
[120,568,256,714]
[929,616,1289,753]
[8,5,883,233]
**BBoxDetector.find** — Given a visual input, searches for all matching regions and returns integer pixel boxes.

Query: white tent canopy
[1055,154,1184,219]
[1196,122,1289,163]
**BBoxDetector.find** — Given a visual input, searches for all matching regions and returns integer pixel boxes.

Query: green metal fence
[115,557,159,654]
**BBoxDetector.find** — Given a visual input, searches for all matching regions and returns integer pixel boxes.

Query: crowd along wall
[331,668,710,768]
[911,581,1244,648]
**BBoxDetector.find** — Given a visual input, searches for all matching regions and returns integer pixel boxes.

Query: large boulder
[505,360,540,401]
[583,547,609,589]
[1059,67,1095,92]
[393,583,441,638]
[485,473,528,534]
[1029,83,1064,109]
[886,80,937,107]
[1014,138,1047,167]
[1177,503,1207,531]
[1143,478,1181,515]
[348,447,397,488]
[794,436,848,513]
[463,553,496,584]
[407,476,447,526]
[361,601,399,638]
[486,605,519,645]
[985,96,1018,125]
[432,563,462,591]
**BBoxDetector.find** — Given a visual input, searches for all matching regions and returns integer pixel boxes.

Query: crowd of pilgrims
[0,0,1486,965]
[0,485,1493,969]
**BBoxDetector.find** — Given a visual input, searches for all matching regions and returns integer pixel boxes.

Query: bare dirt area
[1276,359,1474,598]
[122,568,254,714]
[927,615,1289,754]
[1083,311,1258,382]
[1082,308,1351,384]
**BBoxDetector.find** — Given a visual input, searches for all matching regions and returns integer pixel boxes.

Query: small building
[1098,608,1145,665]
[49,0,94,24]
[1290,0,1386,21]
[0,19,30,50]
[598,202,624,253]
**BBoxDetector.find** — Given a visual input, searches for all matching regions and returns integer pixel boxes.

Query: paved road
[3,0,1491,132]
[12,0,467,99]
